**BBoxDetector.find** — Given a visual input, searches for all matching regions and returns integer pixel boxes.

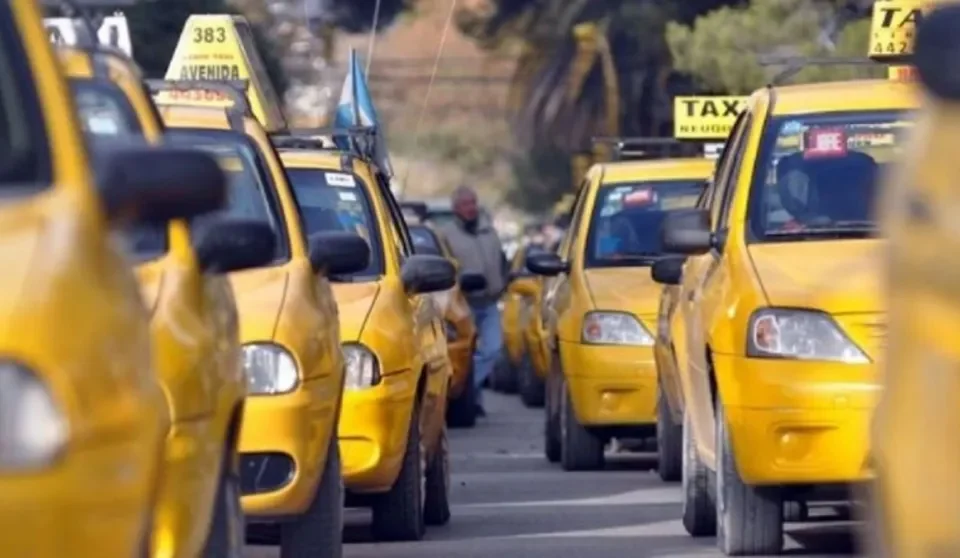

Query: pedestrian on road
[440,185,507,418]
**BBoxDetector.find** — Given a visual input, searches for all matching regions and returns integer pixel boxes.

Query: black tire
[783,500,808,523]
[446,364,477,429]
[716,404,783,556]
[279,438,344,558]
[499,353,519,394]
[372,400,426,542]
[543,368,561,463]
[559,378,604,471]
[424,428,451,526]
[519,353,545,408]
[656,381,683,483]
[203,453,245,557]
[682,409,716,537]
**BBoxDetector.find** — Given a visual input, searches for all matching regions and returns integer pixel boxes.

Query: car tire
[203,452,245,558]
[783,500,808,523]
[446,364,477,429]
[716,403,783,556]
[424,427,452,526]
[519,352,545,408]
[559,377,604,471]
[372,399,426,542]
[682,408,716,537]
[280,437,344,558]
[656,381,683,483]
[544,368,561,463]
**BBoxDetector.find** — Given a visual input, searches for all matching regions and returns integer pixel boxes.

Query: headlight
[444,321,458,342]
[243,344,299,395]
[747,309,869,363]
[581,311,654,346]
[343,343,381,389]
[0,363,68,469]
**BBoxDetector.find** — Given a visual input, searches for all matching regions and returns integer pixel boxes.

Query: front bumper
[338,370,417,493]
[560,341,657,426]
[714,353,877,486]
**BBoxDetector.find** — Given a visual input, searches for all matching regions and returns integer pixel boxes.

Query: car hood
[748,239,883,314]
[584,267,662,320]
[228,266,289,342]
[331,282,380,342]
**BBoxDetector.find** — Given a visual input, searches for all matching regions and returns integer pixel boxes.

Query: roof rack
[146,79,250,131]
[592,136,699,161]
[758,56,886,87]
[273,126,377,153]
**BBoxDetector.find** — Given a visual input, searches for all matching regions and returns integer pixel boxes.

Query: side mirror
[651,256,686,285]
[401,254,456,294]
[309,231,371,276]
[661,209,713,255]
[526,253,569,276]
[97,145,226,225]
[459,272,487,293]
[193,218,276,273]
[915,5,960,101]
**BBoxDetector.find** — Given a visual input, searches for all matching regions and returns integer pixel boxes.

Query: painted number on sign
[193,26,227,43]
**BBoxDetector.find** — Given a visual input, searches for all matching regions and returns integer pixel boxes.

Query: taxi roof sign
[673,96,748,140]
[869,0,930,61]
[160,14,288,133]
[44,14,133,56]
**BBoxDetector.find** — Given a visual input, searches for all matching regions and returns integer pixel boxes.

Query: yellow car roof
[57,45,143,83]
[158,104,233,129]
[766,79,918,116]
[599,157,716,184]
[278,149,344,171]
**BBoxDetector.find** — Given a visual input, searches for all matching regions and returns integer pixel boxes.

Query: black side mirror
[651,256,686,285]
[661,209,713,255]
[401,254,456,294]
[193,218,276,273]
[97,144,226,225]
[309,231,371,276]
[915,5,960,101]
[460,272,487,293]
[526,253,569,277]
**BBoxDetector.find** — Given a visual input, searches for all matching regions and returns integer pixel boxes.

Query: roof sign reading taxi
[160,14,287,132]
[673,96,748,140]
[44,14,133,56]
[869,0,930,61]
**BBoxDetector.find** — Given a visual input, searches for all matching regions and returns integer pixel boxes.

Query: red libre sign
[804,128,848,159]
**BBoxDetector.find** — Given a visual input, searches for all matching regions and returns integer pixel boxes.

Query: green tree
[667,0,881,94]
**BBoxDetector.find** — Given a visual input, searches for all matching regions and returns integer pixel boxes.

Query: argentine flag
[335,48,394,178]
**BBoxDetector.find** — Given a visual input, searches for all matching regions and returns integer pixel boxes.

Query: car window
[584,180,707,268]
[285,167,383,277]
[708,112,749,229]
[746,110,912,243]
[70,79,142,138]
[0,5,49,188]
[408,225,444,257]
[166,128,291,261]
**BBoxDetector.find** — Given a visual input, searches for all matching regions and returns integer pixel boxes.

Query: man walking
[441,186,507,417]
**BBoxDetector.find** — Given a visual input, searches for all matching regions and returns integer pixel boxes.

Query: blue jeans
[470,301,503,407]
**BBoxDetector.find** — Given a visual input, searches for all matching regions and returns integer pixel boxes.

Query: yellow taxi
[275,138,457,541]
[527,159,712,471]
[57,45,276,557]
[657,79,916,554]
[871,4,960,556]
[498,244,548,404]
[153,90,367,554]
[0,1,227,555]
[407,221,485,429]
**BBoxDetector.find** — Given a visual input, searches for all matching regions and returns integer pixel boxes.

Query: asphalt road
[245,390,864,558]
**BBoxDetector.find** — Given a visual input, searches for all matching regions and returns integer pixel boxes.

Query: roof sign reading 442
[868,0,932,61]
[44,15,133,57]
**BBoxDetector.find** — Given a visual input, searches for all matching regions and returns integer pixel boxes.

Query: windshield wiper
[765,222,876,239]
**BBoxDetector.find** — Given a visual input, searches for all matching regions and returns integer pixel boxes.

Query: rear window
[584,180,705,268]
[747,110,912,243]
[285,168,383,277]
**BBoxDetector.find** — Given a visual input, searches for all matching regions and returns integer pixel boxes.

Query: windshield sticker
[803,128,848,159]
[780,120,805,136]
[338,191,357,201]
[624,189,656,206]
[325,172,356,188]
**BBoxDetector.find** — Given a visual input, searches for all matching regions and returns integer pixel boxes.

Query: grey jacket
[440,219,506,306]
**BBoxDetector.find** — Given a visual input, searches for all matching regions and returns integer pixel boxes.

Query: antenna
[146,79,251,131]
[758,55,884,87]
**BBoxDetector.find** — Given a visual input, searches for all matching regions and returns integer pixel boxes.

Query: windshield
[747,110,912,243]
[165,128,288,260]
[584,180,705,268]
[285,168,383,277]
[409,225,444,257]
[70,79,142,138]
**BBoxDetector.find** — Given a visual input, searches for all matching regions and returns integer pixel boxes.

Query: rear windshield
[165,128,290,261]
[70,79,142,138]
[747,110,912,243]
[584,180,705,268]
[285,168,383,277]
[409,225,444,256]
